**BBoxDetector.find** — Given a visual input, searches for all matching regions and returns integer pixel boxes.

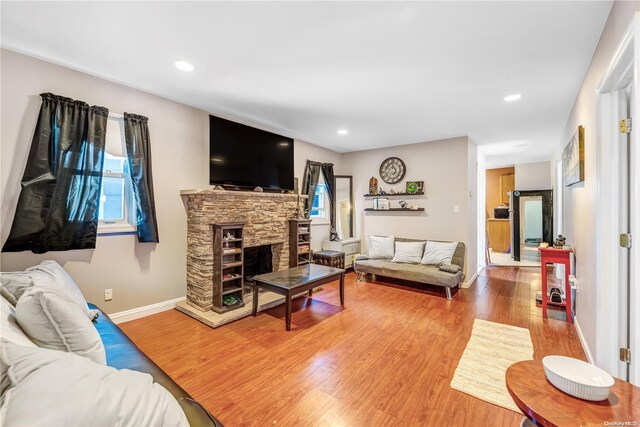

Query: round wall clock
[379,157,406,184]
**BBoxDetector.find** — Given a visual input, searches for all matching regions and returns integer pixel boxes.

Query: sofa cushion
[368,235,395,259]
[1,296,36,396]
[421,241,458,266]
[15,288,106,365]
[439,264,462,274]
[391,241,425,264]
[90,304,223,427]
[0,340,188,427]
[0,261,95,320]
[355,259,463,288]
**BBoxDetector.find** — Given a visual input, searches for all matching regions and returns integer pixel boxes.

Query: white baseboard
[574,316,594,364]
[109,296,186,324]
[462,265,485,288]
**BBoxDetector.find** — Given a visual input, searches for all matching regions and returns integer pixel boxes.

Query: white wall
[0,49,341,313]
[550,2,640,369]
[342,136,478,280]
[515,161,552,190]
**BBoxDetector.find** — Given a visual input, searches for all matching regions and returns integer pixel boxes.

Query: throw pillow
[421,241,458,266]
[391,241,426,264]
[439,264,462,274]
[0,340,188,427]
[1,296,36,396]
[15,287,106,365]
[1,260,95,320]
[368,235,395,259]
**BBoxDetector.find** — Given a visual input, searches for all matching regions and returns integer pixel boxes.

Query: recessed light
[174,61,194,72]
[337,129,348,135]
[504,94,522,102]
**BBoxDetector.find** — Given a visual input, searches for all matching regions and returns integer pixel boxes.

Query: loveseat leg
[356,272,365,282]
[445,287,452,300]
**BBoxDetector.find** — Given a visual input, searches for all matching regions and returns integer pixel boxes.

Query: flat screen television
[209,115,294,191]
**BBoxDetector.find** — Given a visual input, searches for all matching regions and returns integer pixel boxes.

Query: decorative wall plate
[379,157,406,184]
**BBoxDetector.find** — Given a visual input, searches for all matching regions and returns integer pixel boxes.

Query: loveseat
[354,238,466,300]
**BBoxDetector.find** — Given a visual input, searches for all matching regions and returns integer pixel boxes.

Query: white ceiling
[1,1,612,167]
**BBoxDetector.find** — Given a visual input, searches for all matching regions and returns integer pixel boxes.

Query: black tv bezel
[209,115,294,192]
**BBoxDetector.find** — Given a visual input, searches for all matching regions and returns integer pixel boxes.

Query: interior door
[618,85,633,380]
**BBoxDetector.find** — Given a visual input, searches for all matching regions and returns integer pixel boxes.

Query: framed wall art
[562,125,585,187]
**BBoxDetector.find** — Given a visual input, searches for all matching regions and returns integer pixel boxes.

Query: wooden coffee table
[252,264,345,331]
[506,360,640,426]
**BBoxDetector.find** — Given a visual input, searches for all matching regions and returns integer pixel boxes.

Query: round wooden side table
[506,360,640,426]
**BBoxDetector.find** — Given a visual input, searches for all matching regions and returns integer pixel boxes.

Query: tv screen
[209,115,294,191]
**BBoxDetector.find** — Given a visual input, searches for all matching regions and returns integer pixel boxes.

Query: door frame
[512,190,553,261]
[595,13,639,384]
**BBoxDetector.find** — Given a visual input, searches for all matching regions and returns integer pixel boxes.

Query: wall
[551,2,640,368]
[0,49,209,313]
[486,167,515,217]
[342,136,478,280]
[515,161,552,190]
[0,49,341,313]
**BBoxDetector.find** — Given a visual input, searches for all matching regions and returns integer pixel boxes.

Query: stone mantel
[183,188,306,311]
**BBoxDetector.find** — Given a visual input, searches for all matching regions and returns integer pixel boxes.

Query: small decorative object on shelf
[406,181,424,194]
[553,234,566,249]
[254,186,263,192]
[379,157,406,184]
[369,176,378,195]
[379,187,386,195]
[399,200,408,208]
[373,197,389,210]
[389,188,395,195]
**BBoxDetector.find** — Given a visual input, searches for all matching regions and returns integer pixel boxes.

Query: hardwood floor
[120,266,585,426]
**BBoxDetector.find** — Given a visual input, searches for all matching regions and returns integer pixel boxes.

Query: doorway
[520,196,543,263]
[595,15,638,384]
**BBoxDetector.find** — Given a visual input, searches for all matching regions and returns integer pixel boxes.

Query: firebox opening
[244,244,273,285]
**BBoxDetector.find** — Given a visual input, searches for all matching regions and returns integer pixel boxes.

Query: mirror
[335,175,353,239]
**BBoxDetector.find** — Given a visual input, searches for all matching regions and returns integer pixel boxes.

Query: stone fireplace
[181,189,302,311]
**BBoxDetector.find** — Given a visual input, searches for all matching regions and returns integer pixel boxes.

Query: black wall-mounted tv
[209,115,294,191]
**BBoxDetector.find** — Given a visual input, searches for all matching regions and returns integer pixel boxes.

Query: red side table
[538,247,573,323]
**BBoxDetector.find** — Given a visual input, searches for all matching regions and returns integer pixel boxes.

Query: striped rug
[450,319,534,412]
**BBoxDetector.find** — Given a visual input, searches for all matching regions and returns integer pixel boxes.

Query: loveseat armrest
[355,254,370,261]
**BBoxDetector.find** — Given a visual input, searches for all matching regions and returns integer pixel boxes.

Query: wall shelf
[363,192,425,198]
[364,208,425,212]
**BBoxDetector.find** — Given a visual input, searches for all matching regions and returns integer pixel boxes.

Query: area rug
[450,319,534,412]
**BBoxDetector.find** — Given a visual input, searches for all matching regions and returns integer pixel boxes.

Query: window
[98,116,136,234]
[310,175,330,222]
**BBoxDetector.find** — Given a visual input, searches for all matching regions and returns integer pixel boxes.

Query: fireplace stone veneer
[181,189,304,311]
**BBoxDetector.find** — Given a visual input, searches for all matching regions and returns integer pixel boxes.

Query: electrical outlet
[104,289,113,301]
[454,205,460,213]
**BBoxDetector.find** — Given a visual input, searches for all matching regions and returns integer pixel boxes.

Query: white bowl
[542,355,614,401]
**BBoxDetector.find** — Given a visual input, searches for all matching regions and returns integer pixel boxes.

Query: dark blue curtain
[301,160,322,219]
[301,160,336,240]
[123,113,159,243]
[2,93,108,253]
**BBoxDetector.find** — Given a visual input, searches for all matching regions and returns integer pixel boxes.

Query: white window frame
[310,176,330,224]
[98,114,137,235]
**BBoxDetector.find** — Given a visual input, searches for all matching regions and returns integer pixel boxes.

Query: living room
[1,1,639,426]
